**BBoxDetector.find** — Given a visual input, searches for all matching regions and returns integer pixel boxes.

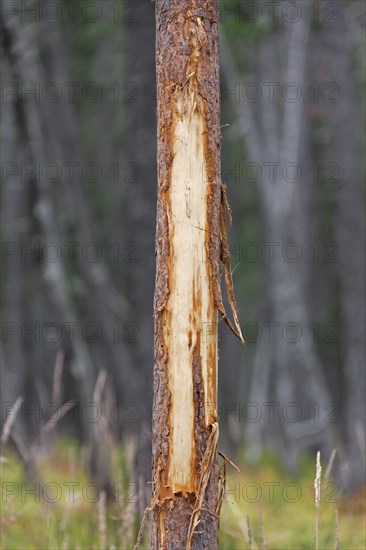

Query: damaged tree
[152,1,242,548]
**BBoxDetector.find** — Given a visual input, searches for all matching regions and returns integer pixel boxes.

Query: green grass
[218,453,365,549]
[1,440,365,549]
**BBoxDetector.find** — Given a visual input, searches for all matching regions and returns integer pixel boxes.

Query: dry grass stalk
[335,509,340,550]
[216,456,227,525]
[216,450,240,525]
[247,514,253,550]
[134,506,148,550]
[121,491,136,549]
[121,441,137,550]
[258,500,266,550]
[227,501,259,550]
[324,449,337,487]
[60,510,69,550]
[97,490,107,550]
[314,451,322,550]
[3,494,16,522]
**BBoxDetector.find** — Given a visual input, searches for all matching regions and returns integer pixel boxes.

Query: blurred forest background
[1,0,365,548]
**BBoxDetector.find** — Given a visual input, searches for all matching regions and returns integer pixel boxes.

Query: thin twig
[218,451,240,472]
[1,396,24,444]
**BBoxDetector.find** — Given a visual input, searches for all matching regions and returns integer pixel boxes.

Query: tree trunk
[123,0,157,494]
[152,1,241,547]
[220,5,334,470]
[324,8,366,491]
[1,67,29,443]
[1,6,115,493]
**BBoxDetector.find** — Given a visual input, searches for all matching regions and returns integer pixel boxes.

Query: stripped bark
[152,1,242,547]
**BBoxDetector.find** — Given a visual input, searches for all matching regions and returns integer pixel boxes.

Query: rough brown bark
[152,1,241,548]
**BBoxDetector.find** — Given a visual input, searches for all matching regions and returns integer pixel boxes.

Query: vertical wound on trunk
[152,3,241,547]
[162,80,218,495]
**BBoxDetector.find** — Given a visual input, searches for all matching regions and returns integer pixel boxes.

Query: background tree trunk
[123,0,157,495]
[220,3,334,471]
[323,7,366,491]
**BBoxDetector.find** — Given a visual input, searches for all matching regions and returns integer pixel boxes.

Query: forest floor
[1,439,365,550]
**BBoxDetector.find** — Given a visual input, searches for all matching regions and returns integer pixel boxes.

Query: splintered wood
[165,83,218,494]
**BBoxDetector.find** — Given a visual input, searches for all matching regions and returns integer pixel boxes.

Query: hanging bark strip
[152,1,243,548]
